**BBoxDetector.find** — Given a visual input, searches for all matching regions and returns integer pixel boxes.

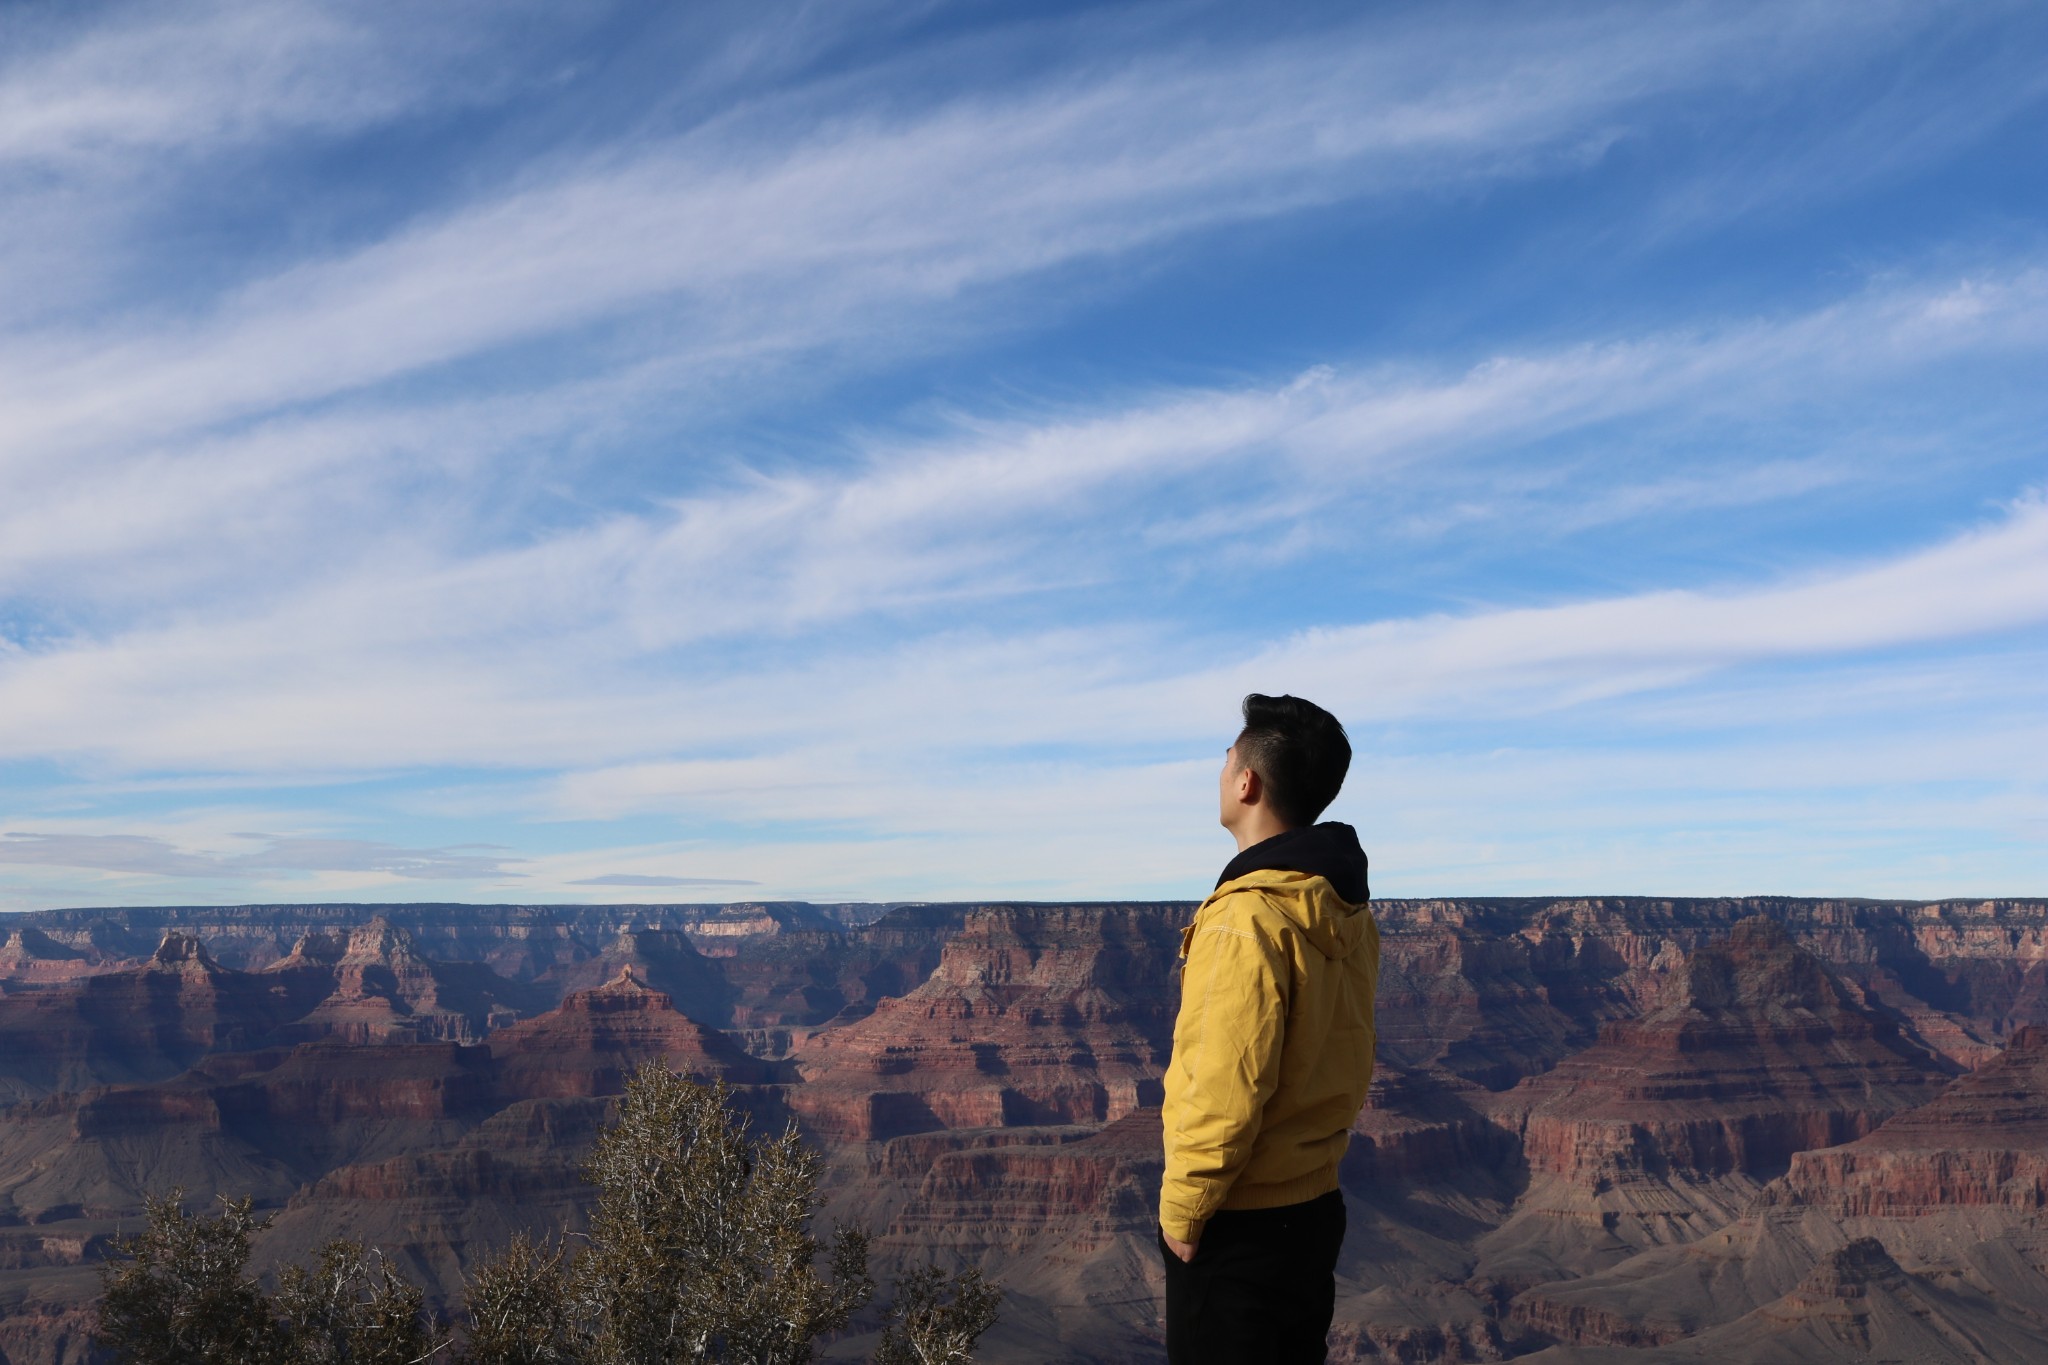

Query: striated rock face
[0,901,962,1024]
[0,963,782,1365]
[1500,918,1950,1190]
[1772,1024,2048,1216]
[0,928,100,993]
[1374,907,1643,1090]
[789,905,1185,1140]
[0,932,334,1103]
[4,897,2048,1364]
[1620,1236,2048,1363]
[1501,1023,2048,1356]
[546,930,736,1029]
[690,902,974,1038]
[884,1111,1164,1262]
[1486,917,1953,1309]
[488,968,767,1097]
[1345,1066,1518,1190]
[270,918,535,1045]
[0,924,550,1109]
[861,1112,1169,1364]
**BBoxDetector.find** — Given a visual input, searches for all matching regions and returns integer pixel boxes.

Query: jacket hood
[1217,822,1369,901]
[1212,823,1371,960]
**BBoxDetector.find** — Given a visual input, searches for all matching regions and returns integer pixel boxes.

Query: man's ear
[1237,764,1262,806]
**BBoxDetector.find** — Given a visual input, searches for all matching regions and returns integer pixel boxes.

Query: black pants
[1160,1190,1345,1364]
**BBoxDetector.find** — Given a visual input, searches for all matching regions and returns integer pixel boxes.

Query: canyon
[0,896,2045,1361]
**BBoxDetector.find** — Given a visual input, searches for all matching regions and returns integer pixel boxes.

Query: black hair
[1234,693,1351,827]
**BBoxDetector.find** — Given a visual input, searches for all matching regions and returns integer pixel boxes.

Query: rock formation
[1505,1017,2048,1357]
[0,932,331,1103]
[0,928,100,993]
[270,918,535,1044]
[1520,1238,2048,1363]
[1770,1023,2048,1216]
[0,898,2044,1362]
[789,906,1183,1140]
[1487,917,1952,1292]
[488,967,768,1097]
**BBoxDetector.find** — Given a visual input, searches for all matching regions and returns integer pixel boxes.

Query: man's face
[1218,743,1242,830]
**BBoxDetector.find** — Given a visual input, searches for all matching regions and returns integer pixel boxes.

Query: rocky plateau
[0,896,2045,1362]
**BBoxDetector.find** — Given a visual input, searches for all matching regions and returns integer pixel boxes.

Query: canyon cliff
[0,896,2044,1362]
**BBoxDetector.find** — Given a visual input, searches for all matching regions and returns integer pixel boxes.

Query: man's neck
[1230,815,1298,853]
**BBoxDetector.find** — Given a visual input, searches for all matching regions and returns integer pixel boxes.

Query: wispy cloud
[0,0,564,333]
[0,0,1947,461]
[2,0,2043,907]
[0,0,530,168]
[1219,491,2048,721]
[534,491,2048,830]
[570,873,758,888]
[0,830,519,880]
[1,265,2041,777]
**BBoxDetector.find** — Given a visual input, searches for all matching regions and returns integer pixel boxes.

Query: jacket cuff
[1158,1209,1207,1244]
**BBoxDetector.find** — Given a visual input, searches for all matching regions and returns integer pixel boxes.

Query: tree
[572,1067,874,1365]
[871,1266,1001,1365]
[97,1192,282,1365]
[97,1196,445,1365]
[272,1240,445,1364]
[457,1235,575,1365]
[96,1067,999,1365]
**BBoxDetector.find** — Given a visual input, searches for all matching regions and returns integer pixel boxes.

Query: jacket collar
[1216,822,1369,904]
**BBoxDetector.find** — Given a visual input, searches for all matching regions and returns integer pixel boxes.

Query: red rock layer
[268,918,533,1045]
[883,1112,1164,1260]
[0,929,104,993]
[789,906,1185,1140]
[1374,908,1644,1090]
[1344,1065,1519,1190]
[487,967,766,1097]
[1771,1025,2048,1216]
[0,933,332,1103]
[1499,917,1951,1187]
[545,930,735,1029]
[0,972,762,1233]
[541,903,970,1034]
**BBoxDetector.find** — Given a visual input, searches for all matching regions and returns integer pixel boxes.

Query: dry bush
[97,1068,999,1365]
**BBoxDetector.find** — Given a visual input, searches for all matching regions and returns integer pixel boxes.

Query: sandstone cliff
[790,905,1184,1140]
[0,897,2046,1363]
[1506,1017,2048,1357]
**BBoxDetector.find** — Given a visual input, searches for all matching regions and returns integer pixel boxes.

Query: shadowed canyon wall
[0,896,2045,1362]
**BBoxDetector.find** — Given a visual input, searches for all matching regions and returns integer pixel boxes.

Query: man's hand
[1163,1232,1199,1263]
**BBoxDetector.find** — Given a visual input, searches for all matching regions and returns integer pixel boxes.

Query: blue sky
[1,0,2045,909]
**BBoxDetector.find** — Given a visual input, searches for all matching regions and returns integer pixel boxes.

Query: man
[1159,693,1379,1364]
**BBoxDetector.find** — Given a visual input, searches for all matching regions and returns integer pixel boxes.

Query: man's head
[1218,693,1351,840]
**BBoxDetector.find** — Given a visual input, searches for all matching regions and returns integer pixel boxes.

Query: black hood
[1216,822,1370,904]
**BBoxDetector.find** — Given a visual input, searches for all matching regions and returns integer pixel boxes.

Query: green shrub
[571,1068,874,1365]
[872,1265,1001,1365]
[96,1066,1000,1365]
[457,1235,574,1365]
[97,1193,283,1365]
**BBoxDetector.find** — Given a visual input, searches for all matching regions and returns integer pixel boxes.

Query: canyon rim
[0,898,2046,1361]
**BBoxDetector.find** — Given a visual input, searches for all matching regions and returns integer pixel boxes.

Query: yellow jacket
[1159,867,1379,1242]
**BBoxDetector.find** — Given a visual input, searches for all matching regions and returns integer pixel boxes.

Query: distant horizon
[10,890,2045,918]
[2,1,2044,910]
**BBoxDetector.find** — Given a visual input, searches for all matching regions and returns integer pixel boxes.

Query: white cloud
[526,494,2048,830]
[570,873,758,888]
[0,0,1941,461]
[0,0,491,167]
[1213,492,2048,722]
[0,266,2043,780]
[0,0,560,332]
[1,0,2042,907]
[0,830,520,880]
